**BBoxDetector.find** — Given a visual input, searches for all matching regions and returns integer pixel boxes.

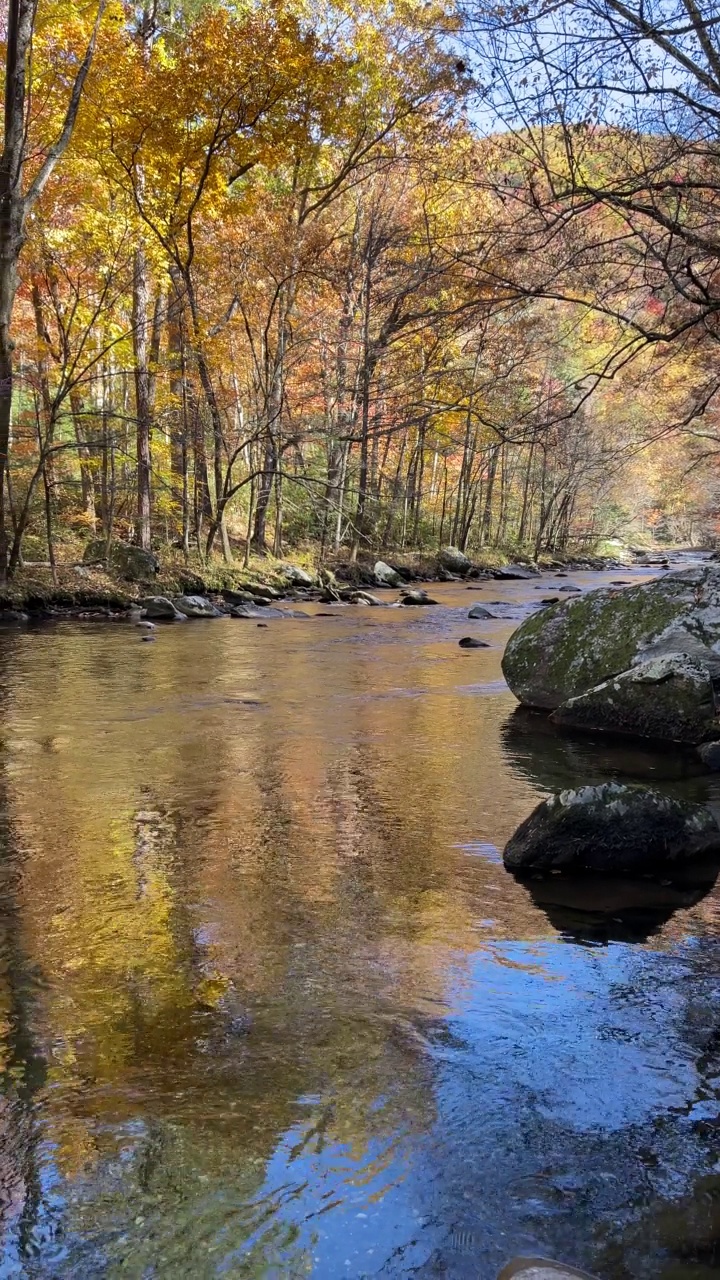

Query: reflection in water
[0,570,718,1276]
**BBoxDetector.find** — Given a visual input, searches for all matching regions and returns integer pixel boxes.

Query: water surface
[1,565,720,1278]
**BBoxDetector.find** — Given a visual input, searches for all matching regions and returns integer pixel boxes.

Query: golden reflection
[0,587,717,1270]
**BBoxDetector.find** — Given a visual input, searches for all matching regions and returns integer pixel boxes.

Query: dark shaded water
[1,564,720,1278]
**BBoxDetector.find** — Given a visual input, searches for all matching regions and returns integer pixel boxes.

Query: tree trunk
[0,0,105,578]
[132,247,152,551]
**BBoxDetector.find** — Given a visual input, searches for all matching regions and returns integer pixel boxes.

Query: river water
[1,563,720,1279]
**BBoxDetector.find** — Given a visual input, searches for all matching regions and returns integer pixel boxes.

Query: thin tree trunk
[132,246,152,551]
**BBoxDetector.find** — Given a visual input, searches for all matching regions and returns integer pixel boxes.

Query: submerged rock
[551,653,719,746]
[502,565,720,715]
[141,596,187,621]
[498,1259,599,1280]
[374,560,403,588]
[172,594,223,618]
[459,636,489,648]
[438,545,472,574]
[503,782,720,874]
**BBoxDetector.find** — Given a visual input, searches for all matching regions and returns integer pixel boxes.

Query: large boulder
[141,596,186,621]
[438,545,472,574]
[84,539,159,581]
[282,564,316,587]
[374,560,403,588]
[551,653,718,745]
[502,565,720,713]
[503,782,720,874]
[172,594,224,618]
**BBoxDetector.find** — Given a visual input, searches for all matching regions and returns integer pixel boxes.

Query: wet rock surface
[551,652,720,746]
[504,782,720,874]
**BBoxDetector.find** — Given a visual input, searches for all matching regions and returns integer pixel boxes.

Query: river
[1,561,719,1278]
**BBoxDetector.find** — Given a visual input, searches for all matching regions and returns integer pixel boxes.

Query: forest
[2,0,720,584]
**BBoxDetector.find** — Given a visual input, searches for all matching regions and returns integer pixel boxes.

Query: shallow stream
[1,559,720,1278]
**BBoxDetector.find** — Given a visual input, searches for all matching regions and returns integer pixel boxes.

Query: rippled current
[1,565,720,1278]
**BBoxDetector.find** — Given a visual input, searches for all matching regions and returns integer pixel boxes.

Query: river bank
[0,541,688,622]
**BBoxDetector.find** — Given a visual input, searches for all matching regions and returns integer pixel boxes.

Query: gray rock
[222,588,270,606]
[172,594,224,618]
[84,540,159,581]
[551,653,719,745]
[229,604,305,619]
[141,596,187,621]
[498,1260,599,1280]
[557,584,581,592]
[502,564,720,714]
[374,560,404,588]
[493,564,540,579]
[400,589,438,606]
[282,563,315,586]
[349,590,382,605]
[468,604,494,619]
[503,782,720,874]
[438,545,472,574]
[698,741,720,770]
[240,582,281,600]
[459,636,489,648]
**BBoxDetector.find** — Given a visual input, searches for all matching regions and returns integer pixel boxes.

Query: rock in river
[141,596,187,621]
[400,588,437,605]
[699,740,720,770]
[502,564,720,718]
[498,1259,599,1280]
[173,594,224,618]
[459,636,489,648]
[468,604,495,619]
[550,652,720,745]
[503,782,720,874]
[493,563,540,579]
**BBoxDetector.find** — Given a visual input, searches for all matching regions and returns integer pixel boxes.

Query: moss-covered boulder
[502,565,720,712]
[551,653,719,746]
[84,539,159,581]
[504,782,720,874]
